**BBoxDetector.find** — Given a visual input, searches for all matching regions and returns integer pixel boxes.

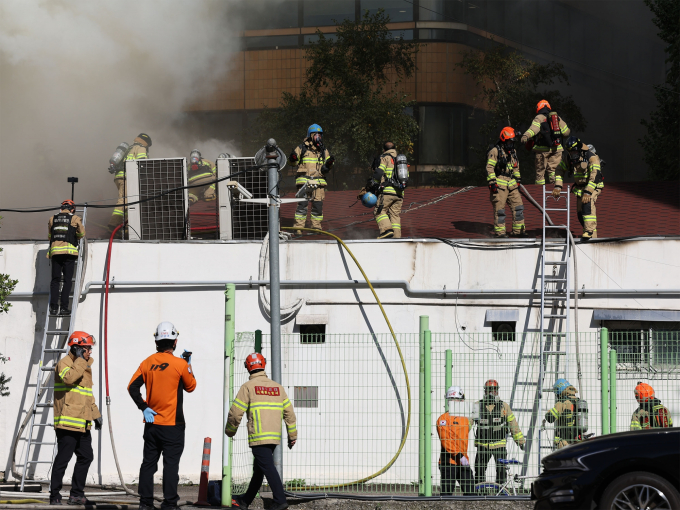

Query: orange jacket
[436,413,472,465]
[128,352,196,426]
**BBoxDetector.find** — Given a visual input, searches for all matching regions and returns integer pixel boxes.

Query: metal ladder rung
[31,423,54,427]
[516,382,538,386]
[544,225,567,229]
[544,277,567,281]
[44,349,68,353]
[29,442,56,446]
[545,261,567,265]
[520,355,540,359]
[544,351,567,355]
[45,331,69,335]
[544,314,567,319]
[514,408,534,413]
[40,367,56,372]
[36,403,53,408]
[26,460,54,464]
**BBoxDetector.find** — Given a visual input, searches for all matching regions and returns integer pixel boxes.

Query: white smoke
[0,0,243,237]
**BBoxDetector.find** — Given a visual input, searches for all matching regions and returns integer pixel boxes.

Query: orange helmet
[499,127,516,142]
[484,379,499,396]
[244,352,266,372]
[61,199,75,210]
[68,331,95,347]
[536,99,551,113]
[634,382,655,403]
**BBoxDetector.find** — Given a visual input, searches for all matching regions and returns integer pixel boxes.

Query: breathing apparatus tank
[576,399,588,432]
[109,142,130,174]
[395,154,409,189]
[548,112,561,146]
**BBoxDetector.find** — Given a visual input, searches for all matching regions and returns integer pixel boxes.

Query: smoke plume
[0,0,242,238]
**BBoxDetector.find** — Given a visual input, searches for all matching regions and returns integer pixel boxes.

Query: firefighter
[473,380,525,485]
[487,127,525,238]
[128,322,196,510]
[436,386,475,496]
[370,142,409,239]
[544,379,583,449]
[47,200,85,316]
[520,100,570,185]
[226,353,297,510]
[288,124,334,234]
[50,331,102,505]
[630,382,674,430]
[187,149,217,205]
[553,136,604,239]
[108,133,151,231]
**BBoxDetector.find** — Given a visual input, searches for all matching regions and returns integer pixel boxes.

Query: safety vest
[475,399,508,446]
[50,213,78,248]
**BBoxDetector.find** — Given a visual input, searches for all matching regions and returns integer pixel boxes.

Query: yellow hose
[0,501,45,505]
[281,227,411,489]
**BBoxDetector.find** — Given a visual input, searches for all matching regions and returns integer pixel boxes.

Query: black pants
[243,444,286,506]
[139,424,185,508]
[50,254,77,309]
[440,464,475,495]
[50,429,93,498]
[474,446,507,484]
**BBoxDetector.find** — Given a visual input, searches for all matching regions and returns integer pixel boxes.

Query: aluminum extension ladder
[19,207,88,490]
[537,186,572,467]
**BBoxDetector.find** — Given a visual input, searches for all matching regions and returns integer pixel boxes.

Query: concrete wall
[1,238,678,485]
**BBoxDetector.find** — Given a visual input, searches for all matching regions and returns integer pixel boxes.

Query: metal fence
[226,328,679,497]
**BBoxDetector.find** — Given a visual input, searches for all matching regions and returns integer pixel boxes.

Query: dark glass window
[236,0,299,30]
[492,322,516,341]
[360,0,413,22]
[303,0,355,26]
[243,35,299,50]
[300,324,326,344]
[418,105,467,166]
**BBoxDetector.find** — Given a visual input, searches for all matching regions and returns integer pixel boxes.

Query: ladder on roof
[18,207,88,490]
[508,186,572,477]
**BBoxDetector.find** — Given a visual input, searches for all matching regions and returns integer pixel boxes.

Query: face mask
[312,133,322,146]
[504,140,515,151]
[569,151,580,162]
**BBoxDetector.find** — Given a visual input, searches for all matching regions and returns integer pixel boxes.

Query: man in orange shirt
[436,386,475,496]
[128,322,196,510]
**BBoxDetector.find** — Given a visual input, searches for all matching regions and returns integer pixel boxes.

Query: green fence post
[418,315,428,496]
[600,327,610,436]
[424,330,432,497]
[222,284,236,507]
[255,329,262,353]
[609,349,617,433]
[445,349,452,412]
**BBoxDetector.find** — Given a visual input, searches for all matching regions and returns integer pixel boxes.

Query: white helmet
[154,321,179,341]
[446,386,465,400]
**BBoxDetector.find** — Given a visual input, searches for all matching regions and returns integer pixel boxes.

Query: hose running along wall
[280,227,412,490]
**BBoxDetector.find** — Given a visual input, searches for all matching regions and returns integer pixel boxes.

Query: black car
[532,428,679,509]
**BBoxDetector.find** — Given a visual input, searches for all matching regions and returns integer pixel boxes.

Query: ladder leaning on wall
[17,207,88,491]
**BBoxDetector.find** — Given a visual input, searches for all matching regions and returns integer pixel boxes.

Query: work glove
[520,135,528,144]
[71,345,86,359]
[289,152,298,163]
[288,439,296,450]
[326,155,335,168]
[488,182,499,194]
[459,456,470,467]
[182,349,192,364]
[143,407,157,423]
[515,176,522,185]
[94,417,103,430]
[552,186,562,198]
[582,191,592,204]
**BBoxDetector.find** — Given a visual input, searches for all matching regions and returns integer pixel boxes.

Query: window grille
[294,386,319,408]
[300,324,326,344]
[609,322,680,375]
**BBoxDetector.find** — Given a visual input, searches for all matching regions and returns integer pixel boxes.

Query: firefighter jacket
[486,146,520,190]
[373,149,405,197]
[225,371,297,447]
[436,413,471,465]
[630,399,674,430]
[116,138,149,179]
[474,398,525,449]
[54,353,101,432]
[556,146,604,197]
[128,352,197,426]
[47,211,85,258]
[188,158,216,185]
[289,140,332,189]
[545,392,583,444]
[522,113,570,152]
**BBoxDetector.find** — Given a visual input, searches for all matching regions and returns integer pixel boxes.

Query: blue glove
[182,349,192,364]
[143,407,157,423]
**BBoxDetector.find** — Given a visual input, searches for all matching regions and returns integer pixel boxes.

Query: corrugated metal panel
[593,309,680,322]
[485,309,519,322]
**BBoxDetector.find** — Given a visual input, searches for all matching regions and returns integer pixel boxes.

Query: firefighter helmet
[536,99,551,113]
[484,379,499,396]
[361,192,378,208]
[68,331,95,347]
[634,382,655,403]
[244,352,266,372]
[138,133,152,147]
[553,378,571,396]
[499,127,516,142]
[154,321,179,341]
[61,199,75,211]
[306,124,323,138]
[565,135,583,162]
[218,153,232,159]
[446,386,465,400]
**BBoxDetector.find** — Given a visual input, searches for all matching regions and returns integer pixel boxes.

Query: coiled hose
[280,227,412,490]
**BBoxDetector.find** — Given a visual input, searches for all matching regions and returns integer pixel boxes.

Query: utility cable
[280,226,411,490]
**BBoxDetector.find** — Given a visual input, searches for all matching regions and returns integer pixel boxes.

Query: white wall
[1,238,678,485]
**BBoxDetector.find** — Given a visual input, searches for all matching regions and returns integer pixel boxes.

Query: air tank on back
[395,154,409,188]
[109,142,130,173]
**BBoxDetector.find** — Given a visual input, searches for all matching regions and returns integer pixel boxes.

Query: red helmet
[500,127,516,142]
[68,331,95,347]
[634,382,655,403]
[244,352,266,372]
[61,199,75,210]
[484,379,499,396]
[536,99,551,113]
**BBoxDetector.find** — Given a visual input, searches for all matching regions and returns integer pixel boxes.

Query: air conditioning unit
[126,158,189,240]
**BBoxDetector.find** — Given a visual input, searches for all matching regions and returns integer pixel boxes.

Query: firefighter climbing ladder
[509,186,572,477]
[18,207,88,491]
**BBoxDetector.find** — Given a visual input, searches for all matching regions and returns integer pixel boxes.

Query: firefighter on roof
[520,100,570,185]
[187,149,217,204]
[369,142,409,239]
[108,133,151,232]
[288,124,334,234]
[630,382,673,430]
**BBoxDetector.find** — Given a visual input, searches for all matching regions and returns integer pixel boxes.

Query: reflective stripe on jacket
[523,113,570,152]
[54,353,101,432]
[474,399,525,448]
[290,140,331,188]
[47,212,85,258]
[630,400,674,430]
[556,147,603,193]
[486,146,521,190]
[375,149,401,196]
[116,138,149,179]
[226,371,297,446]
[188,159,216,185]
[545,398,581,443]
